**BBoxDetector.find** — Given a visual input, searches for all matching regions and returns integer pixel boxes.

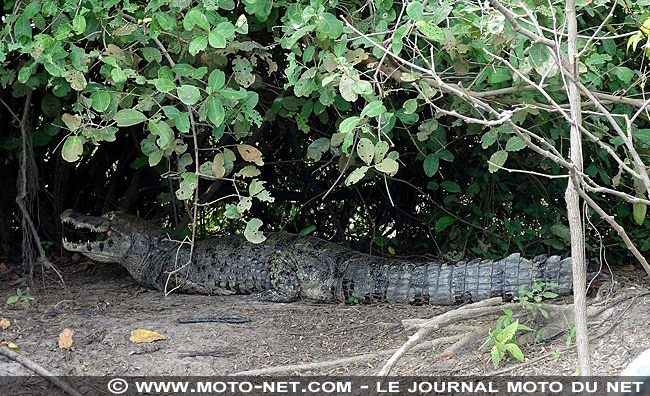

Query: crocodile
[60,209,574,305]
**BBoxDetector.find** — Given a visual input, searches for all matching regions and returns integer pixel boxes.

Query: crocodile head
[60,209,163,264]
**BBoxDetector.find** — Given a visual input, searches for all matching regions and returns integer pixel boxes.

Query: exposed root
[440,328,486,357]
[232,334,463,376]
[378,298,518,376]
[0,346,83,396]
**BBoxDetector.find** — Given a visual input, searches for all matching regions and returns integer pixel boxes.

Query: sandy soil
[1,259,649,378]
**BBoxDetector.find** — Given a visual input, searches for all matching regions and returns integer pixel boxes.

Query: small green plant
[551,348,564,359]
[347,295,362,304]
[6,288,35,308]
[513,282,559,323]
[480,309,533,369]
[40,240,55,252]
[565,323,576,346]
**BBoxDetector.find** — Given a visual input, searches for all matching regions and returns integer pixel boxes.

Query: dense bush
[0,0,648,266]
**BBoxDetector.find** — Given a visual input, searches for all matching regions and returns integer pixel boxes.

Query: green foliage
[480,309,532,369]
[6,288,35,308]
[0,0,647,257]
[482,282,562,368]
[514,282,559,321]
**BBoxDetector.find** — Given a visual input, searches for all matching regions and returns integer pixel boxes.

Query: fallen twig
[0,346,83,396]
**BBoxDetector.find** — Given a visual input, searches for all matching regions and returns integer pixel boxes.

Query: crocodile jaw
[60,209,131,263]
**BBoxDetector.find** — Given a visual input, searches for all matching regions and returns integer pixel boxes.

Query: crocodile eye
[104,212,115,220]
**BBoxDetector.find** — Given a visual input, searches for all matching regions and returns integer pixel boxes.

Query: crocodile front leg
[251,250,300,303]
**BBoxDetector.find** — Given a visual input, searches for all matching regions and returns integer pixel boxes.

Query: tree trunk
[565,0,592,375]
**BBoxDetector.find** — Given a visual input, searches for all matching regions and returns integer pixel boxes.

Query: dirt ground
[1,259,649,377]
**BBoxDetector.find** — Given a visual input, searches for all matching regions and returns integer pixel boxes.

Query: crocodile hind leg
[251,251,300,303]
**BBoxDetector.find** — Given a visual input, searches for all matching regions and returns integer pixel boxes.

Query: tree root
[378,298,517,376]
[0,346,83,396]
[232,334,464,376]
[14,91,63,284]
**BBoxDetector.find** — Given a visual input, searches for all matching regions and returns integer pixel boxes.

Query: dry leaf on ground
[2,341,19,352]
[0,318,10,330]
[58,328,74,349]
[130,329,166,343]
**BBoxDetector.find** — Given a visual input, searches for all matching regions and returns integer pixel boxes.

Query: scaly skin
[60,210,573,305]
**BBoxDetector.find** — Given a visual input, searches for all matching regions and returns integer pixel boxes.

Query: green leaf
[550,223,571,242]
[440,181,460,193]
[438,149,454,162]
[216,21,236,38]
[481,130,498,149]
[356,138,375,165]
[114,109,147,126]
[149,120,174,149]
[633,203,647,225]
[175,112,190,133]
[299,225,317,235]
[628,33,643,53]
[61,136,85,162]
[177,84,201,105]
[184,9,210,31]
[207,96,225,127]
[72,14,87,34]
[423,154,439,177]
[339,116,360,133]
[155,12,176,31]
[488,150,508,173]
[44,62,66,77]
[403,99,418,114]
[62,114,81,131]
[189,35,208,55]
[208,30,226,48]
[345,166,368,186]
[244,218,267,243]
[429,2,452,25]
[504,343,525,362]
[90,91,112,113]
[392,24,411,55]
[529,43,550,70]
[361,100,387,118]
[307,138,330,161]
[111,67,127,83]
[176,172,198,200]
[406,2,424,20]
[491,346,502,369]
[375,158,399,175]
[374,141,389,164]
[155,78,176,92]
[66,69,87,91]
[488,68,511,84]
[500,320,520,343]
[235,14,248,33]
[248,179,265,196]
[14,15,32,39]
[415,21,444,42]
[317,12,343,39]
[22,1,41,19]
[41,95,62,117]
[280,24,315,49]
[208,70,225,92]
[339,75,358,102]
[18,63,35,83]
[505,136,526,152]
[636,129,650,147]
[435,216,455,232]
